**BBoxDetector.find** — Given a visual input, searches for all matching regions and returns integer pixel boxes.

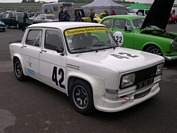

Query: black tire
[14,58,26,81]
[2,28,5,32]
[174,20,177,24]
[69,79,94,114]
[16,23,20,29]
[146,45,162,56]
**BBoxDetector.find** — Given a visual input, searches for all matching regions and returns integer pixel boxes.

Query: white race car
[9,22,165,114]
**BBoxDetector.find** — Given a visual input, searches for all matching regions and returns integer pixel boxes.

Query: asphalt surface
[0,25,177,133]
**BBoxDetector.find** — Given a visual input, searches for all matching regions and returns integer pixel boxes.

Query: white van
[126,7,137,15]
[41,2,75,21]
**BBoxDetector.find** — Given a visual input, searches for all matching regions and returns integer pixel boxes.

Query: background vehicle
[41,2,75,21]
[0,11,24,29]
[0,20,6,31]
[35,14,58,23]
[82,13,107,23]
[126,7,137,15]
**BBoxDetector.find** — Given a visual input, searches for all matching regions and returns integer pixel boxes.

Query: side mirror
[56,47,64,55]
[124,25,133,32]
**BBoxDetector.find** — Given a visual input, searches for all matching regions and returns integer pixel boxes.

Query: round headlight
[171,40,177,49]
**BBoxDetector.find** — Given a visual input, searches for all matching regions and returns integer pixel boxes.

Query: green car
[100,0,177,61]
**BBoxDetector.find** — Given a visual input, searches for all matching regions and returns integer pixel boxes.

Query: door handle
[40,50,47,53]
[21,45,27,48]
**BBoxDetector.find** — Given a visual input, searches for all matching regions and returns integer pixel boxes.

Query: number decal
[111,52,138,59]
[119,52,138,58]
[52,66,65,89]
[114,36,122,44]
[58,68,65,89]
[52,66,58,86]
[113,31,124,46]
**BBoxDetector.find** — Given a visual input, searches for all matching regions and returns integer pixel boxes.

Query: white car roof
[28,22,105,31]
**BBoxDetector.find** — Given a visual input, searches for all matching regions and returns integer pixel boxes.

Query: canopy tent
[81,0,126,16]
[128,3,151,10]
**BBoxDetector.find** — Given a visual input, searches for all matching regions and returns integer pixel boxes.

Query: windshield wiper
[70,47,87,51]
[93,42,105,47]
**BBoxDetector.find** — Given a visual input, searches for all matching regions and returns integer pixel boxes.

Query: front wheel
[146,45,162,56]
[14,58,26,81]
[69,80,94,114]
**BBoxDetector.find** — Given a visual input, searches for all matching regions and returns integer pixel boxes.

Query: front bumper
[100,83,159,112]
[95,76,161,113]
[164,55,177,61]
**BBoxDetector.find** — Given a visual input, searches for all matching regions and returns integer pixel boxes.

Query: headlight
[121,73,135,88]
[156,64,164,75]
[171,40,177,50]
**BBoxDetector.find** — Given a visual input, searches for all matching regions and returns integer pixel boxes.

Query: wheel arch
[67,75,93,97]
[142,43,163,54]
[13,54,28,76]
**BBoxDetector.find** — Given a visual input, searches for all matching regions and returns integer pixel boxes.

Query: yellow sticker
[65,27,109,36]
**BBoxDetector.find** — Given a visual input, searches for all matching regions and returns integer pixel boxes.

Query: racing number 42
[52,66,65,89]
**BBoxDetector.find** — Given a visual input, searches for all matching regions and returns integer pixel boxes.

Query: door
[21,29,43,80]
[111,19,134,48]
[40,29,66,92]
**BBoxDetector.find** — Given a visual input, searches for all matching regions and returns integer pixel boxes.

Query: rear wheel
[69,79,94,114]
[146,45,162,56]
[16,23,20,29]
[14,58,26,81]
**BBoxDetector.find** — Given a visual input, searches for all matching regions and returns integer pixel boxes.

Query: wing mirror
[124,25,133,32]
[56,47,64,55]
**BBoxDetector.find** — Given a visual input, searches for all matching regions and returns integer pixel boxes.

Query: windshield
[132,18,145,29]
[126,8,135,13]
[65,27,118,53]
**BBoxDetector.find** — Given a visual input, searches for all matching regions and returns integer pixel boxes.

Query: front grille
[134,65,157,84]
[134,89,151,99]
[120,65,157,90]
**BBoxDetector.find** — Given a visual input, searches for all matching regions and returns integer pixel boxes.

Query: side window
[25,30,43,47]
[45,30,64,51]
[113,19,129,29]
[102,19,113,28]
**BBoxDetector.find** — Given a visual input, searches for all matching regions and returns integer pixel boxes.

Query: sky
[0,0,177,4]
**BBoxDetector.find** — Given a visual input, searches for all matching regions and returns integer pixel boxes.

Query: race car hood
[141,0,175,30]
[69,48,164,72]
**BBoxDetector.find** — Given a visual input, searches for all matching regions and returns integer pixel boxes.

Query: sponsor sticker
[65,27,109,36]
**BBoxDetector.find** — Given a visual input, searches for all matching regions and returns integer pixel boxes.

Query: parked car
[35,14,58,23]
[82,13,107,23]
[100,0,177,61]
[9,22,164,114]
[169,12,177,24]
[0,11,24,29]
[0,20,6,31]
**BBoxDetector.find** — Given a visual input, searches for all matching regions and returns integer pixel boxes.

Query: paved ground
[0,25,177,133]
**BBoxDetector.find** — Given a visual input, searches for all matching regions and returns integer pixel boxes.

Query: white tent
[81,0,126,16]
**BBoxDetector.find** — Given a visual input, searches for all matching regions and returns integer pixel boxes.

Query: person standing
[58,6,64,21]
[104,10,109,16]
[76,10,82,22]
[89,9,95,22]
[62,9,70,21]
[22,11,28,31]
[111,10,116,15]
